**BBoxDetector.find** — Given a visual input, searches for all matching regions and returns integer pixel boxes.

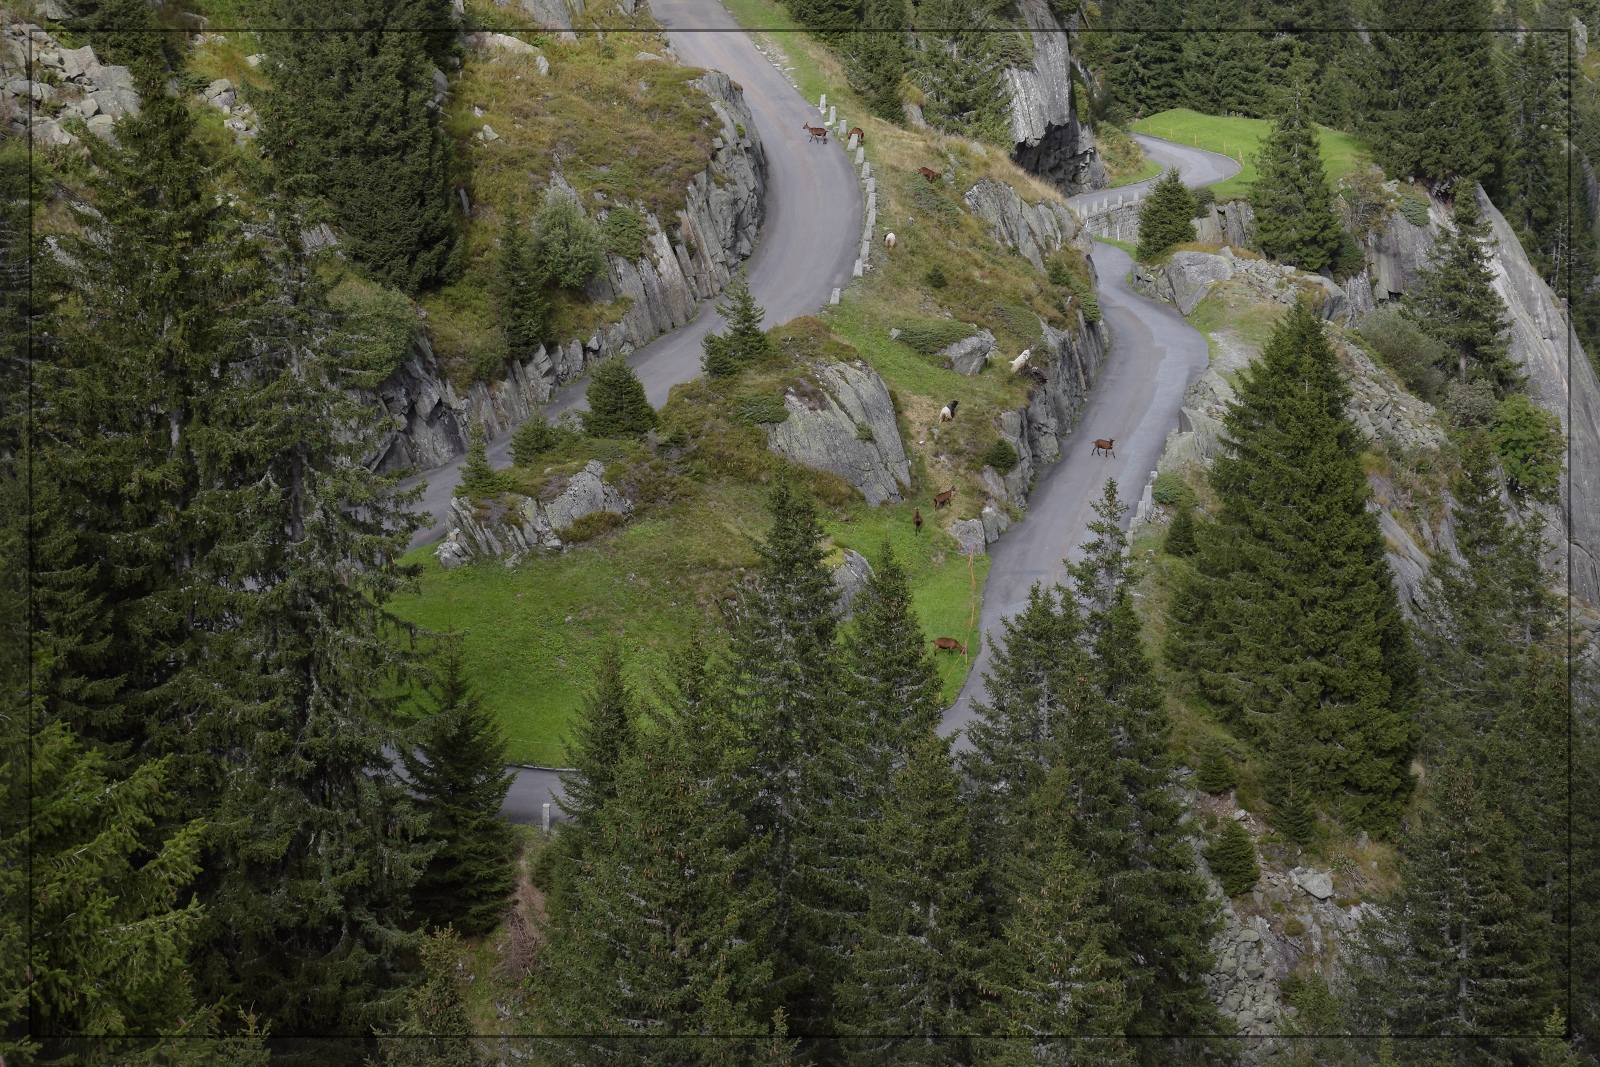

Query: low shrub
[582,357,658,439]
[1205,820,1261,897]
[1192,185,1216,215]
[329,277,418,384]
[562,509,626,543]
[736,392,791,425]
[1151,471,1196,508]
[1398,190,1431,227]
[855,422,876,442]
[601,206,649,261]
[923,265,948,290]
[1356,308,1449,401]
[1491,392,1565,502]
[982,438,1019,474]
[534,190,606,289]
[1443,378,1499,429]
[511,412,578,466]
[894,317,976,356]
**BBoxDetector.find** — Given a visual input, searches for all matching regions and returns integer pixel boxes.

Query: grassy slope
[1131,107,1366,201]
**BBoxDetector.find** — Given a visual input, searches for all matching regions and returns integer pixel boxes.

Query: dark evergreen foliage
[1167,304,1417,834]
[1194,738,1237,794]
[404,638,516,936]
[581,358,658,439]
[1344,763,1557,1058]
[1204,820,1260,898]
[498,212,550,360]
[702,271,774,379]
[532,191,606,290]
[560,640,637,831]
[38,67,433,1035]
[852,0,907,122]
[1403,187,1516,390]
[1250,80,1345,273]
[1136,170,1197,261]
[261,0,460,293]
[376,929,482,1067]
[511,411,569,466]
[457,421,512,496]
[1163,504,1197,557]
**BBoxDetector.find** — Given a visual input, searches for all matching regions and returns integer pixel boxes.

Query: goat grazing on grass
[933,484,956,509]
[884,232,896,249]
[933,637,967,655]
[1009,348,1032,373]
[938,399,959,422]
[918,167,940,182]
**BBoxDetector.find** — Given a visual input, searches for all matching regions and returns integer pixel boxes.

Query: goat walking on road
[1091,438,1116,457]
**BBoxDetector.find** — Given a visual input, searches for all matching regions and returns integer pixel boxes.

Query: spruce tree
[498,212,550,361]
[1194,738,1237,794]
[834,730,988,1062]
[1345,763,1557,1053]
[262,0,459,293]
[1105,0,1185,117]
[42,70,434,1034]
[533,190,607,291]
[1164,504,1197,557]
[1136,169,1197,261]
[853,0,907,122]
[1503,34,1565,278]
[701,270,773,380]
[1167,303,1418,835]
[404,637,516,936]
[1181,0,1268,118]
[1204,820,1261,898]
[536,702,776,1058]
[1366,0,1507,183]
[1403,186,1516,389]
[457,421,510,497]
[1250,80,1344,273]
[376,929,481,1067]
[560,640,636,831]
[511,411,564,466]
[724,480,842,1029]
[581,357,658,439]
[977,766,1134,1063]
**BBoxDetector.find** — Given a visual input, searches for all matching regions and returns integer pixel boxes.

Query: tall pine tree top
[1403,186,1516,390]
[1168,302,1417,834]
[1250,79,1344,274]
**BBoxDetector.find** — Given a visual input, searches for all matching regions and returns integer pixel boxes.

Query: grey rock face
[949,518,987,557]
[1002,0,1105,195]
[936,328,997,375]
[963,178,1081,273]
[1161,251,1234,315]
[435,460,633,567]
[366,74,766,475]
[763,361,912,507]
[1291,867,1335,901]
[832,549,874,619]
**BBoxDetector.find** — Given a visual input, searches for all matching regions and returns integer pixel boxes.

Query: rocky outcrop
[434,460,632,567]
[1134,248,1349,322]
[963,178,1083,272]
[1002,0,1105,195]
[1,25,142,145]
[1020,316,1109,465]
[763,361,912,507]
[935,328,998,375]
[831,549,873,619]
[369,71,767,475]
[1364,183,1600,608]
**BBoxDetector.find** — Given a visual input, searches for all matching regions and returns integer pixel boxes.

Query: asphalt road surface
[937,137,1240,748]
[404,3,862,551]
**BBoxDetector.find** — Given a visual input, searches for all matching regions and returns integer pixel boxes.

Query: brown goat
[933,637,967,655]
[918,166,941,182]
[848,126,865,144]
[802,123,828,143]
[913,508,924,535]
[1091,438,1116,457]
[933,485,956,509]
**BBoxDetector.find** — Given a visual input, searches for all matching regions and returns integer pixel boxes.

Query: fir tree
[853,0,907,122]
[1365,0,1507,183]
[581,357,658,439]
[702,270,773,379]
[1503,34,1565,279]
[724,480,842,1029]
[1181,0,1268,118]
[834,731,988,1062]
[262,0,460,292]
[457,421,510,497]
[1164,503,1197,557]
[1250,79,1345,274]
[1403,186,1516,389]
[560,640,636,831]
[1267,728,1318,846]
[1104,0,1185,118]
[976,766,1134,1063]
[1204,820,1260,898]
[376,928,481,1067]
[498,211,550,360]
[1345,763,1557,1055]
[1167,303,1418,834]
[1136,170,1197,261]
[536,699,776,1059]
[41,70,434,1034]
[1194,738,1237,795]
[404,637,516,936]
[511,411,566,466]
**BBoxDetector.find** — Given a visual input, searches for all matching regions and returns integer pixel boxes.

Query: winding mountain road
[936,136,1240,747]
[404,2,862,551]
[488,114,1237,816]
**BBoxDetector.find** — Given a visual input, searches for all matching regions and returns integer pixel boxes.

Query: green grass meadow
[1132,108,1367,200]
[395,484,989,766]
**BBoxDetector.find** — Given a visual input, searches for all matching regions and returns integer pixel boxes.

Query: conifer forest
[1,0,1598,1062]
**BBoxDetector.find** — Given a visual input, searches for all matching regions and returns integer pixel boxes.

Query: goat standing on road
[1091,438,1116,457]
